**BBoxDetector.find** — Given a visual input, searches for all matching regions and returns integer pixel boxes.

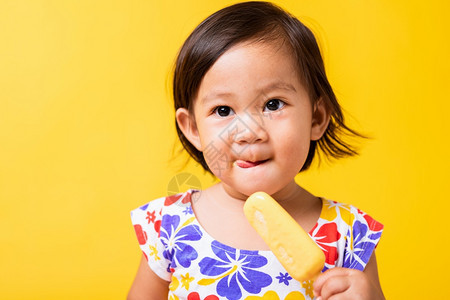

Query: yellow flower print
[285,291,305,300]
[321,200,352,225]
[181,273,195,290]
[245,291,279,300]
[169,276,179,291]
[168,294,179,300]
[302,280,314,298]
[244,291,305,300]
[149,243,160,261]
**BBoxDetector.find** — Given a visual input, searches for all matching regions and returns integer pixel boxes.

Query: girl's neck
[206,180,313,212]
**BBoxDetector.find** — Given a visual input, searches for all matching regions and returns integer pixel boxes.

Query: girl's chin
[221,179,282,198]
[217,169,299,198]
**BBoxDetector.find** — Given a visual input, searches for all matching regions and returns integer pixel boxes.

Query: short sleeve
[343,207,384,271]
[130,197,172,281]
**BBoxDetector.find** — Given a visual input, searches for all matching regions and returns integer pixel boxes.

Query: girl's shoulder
[318,198,383,232]
[131,189,197,219]
[130,189,199,281]
[312,198,384,271]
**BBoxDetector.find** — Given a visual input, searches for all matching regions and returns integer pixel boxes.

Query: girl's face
[177,41,329,198]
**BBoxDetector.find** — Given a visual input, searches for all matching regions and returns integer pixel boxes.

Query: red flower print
[310,222,341,265]
[164,194,183,206]
[146,210,156,224]
[363,214,384,231]
[155,220,161,236]
[187,292,219,300]
[134,224,147,245]
[164,193,191,206]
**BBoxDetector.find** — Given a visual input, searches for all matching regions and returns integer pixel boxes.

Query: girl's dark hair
[173,1,364,173]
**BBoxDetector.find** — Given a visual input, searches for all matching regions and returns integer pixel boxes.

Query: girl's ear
[176,108,203,151]
[310,98,331,141]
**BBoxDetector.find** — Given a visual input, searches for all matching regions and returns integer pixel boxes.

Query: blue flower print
[343,220,376,270]
[198,241,272,300]
[159,214,202,271]
[182,206,193,215]
[139,203,149,211]
[276,272,292,286]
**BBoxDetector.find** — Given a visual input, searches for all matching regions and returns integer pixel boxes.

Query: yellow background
[1,0,448,299]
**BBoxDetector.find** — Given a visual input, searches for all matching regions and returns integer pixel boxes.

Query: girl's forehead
[207,40,298,75]
[201,40,301,85]
[225,38,294,59]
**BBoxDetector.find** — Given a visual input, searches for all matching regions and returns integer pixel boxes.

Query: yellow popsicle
[243,192,325,282]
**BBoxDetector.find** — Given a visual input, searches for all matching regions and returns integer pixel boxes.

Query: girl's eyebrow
[200,82,297,104]
[263,82,297,93]
[200,91,234,104]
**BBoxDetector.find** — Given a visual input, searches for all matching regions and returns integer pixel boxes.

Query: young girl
[128,2,384,300]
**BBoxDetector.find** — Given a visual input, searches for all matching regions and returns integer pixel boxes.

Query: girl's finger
[313,267,354,297]
[318,275,350,300]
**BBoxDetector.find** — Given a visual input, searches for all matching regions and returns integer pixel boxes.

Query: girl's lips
[235,159,268,168]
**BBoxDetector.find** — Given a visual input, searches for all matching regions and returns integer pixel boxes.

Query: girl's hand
[313,267,385,300]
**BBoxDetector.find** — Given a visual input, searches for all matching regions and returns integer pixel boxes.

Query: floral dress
[131,190,383,300]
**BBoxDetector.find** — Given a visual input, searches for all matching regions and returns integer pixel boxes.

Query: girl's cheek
[202,139,231,177]
[207,153,232,178]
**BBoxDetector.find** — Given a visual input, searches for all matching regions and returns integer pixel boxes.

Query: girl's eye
[213,106,234,117]
[264,99,285,112]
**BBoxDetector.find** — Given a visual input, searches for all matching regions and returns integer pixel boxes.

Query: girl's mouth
[234,159,268,168]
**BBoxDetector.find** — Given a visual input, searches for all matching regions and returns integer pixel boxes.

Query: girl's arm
[127,255,170,300]
[313,252,385,300]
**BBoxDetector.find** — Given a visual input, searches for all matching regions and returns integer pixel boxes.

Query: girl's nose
[234,112,269,144]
